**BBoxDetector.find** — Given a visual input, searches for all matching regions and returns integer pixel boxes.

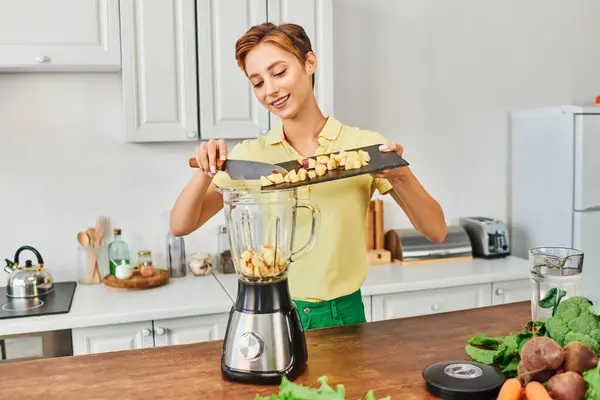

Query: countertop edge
[360,271,530,296]
[0,273,234,337]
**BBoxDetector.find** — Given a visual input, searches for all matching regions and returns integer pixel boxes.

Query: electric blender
[217,186,321,385]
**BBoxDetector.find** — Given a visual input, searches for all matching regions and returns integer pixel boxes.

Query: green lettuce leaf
[254,376,390,400]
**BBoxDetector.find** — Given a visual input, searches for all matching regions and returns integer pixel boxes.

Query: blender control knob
[237,332,264,360]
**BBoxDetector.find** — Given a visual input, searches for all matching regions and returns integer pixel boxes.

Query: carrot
[496,378,523,400]
[524,381,552,400]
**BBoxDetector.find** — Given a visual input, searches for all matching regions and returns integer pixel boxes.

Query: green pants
[293,289,367,330]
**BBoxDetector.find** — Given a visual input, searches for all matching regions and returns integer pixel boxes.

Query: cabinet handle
[155,327,165,336]
[495,288,505,296]
[187,131,197,139]
[430,303,440,311]
[142,328,151,337]
[260,129,268,135]
[36,55,50,64]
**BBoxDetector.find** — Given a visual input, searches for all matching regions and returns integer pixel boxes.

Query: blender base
[221,279,308,385]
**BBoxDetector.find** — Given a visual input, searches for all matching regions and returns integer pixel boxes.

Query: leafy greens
[253,376,390,400]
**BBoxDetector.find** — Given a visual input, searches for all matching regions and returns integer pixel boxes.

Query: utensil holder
[76,246,102,285]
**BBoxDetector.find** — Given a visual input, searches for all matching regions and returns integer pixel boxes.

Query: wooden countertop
[1,302,530,400]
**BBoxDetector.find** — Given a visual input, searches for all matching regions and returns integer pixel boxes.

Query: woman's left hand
[370,143,410,181]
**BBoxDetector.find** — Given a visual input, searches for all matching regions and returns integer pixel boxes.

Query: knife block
[365,200,392,265]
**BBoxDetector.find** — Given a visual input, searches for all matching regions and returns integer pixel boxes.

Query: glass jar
[138,250,153,269]
[218,225,235,274]
[216,186,321,284]
[529,247,584,322]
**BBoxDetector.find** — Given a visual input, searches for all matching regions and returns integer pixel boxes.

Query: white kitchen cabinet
[72,321,154,356]
[0,0,121,71]
[371,284,493,322]
[196,0,335,140]
[196,0,270,140]
[72,313,230,355]
[267,0,334,128]
[152,314,229,347]
[491,280,531,305]
[362,296,372,322]
[120,0,199,142]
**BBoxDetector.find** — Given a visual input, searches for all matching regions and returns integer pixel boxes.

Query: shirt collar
[264,116,343,146]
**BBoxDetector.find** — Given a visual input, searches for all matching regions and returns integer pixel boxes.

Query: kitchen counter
[0,301,530,399]
[0,273,233,336]
[0,256,530,337]
[214,256,530,299]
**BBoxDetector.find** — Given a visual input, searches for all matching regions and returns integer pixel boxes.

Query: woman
[171,22,447,330]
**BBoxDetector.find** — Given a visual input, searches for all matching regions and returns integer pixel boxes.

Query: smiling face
[244,42,316,120]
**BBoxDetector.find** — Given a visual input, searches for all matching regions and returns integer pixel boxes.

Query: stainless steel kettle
[4,246,55,298]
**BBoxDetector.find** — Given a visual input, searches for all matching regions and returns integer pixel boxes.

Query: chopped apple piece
[358,150,370,164]
[267,172,285,184]
[287,169,299,183]
[332,151,345,163]
[352,160,362,169]
[308,170,317,179]
[284,174,291,183]
[298,168,308,181]
[307,158,317,169]
[260,176,274,186]
[241,250,254,262]
[297,157,304,165]
[326,158,337,170]
[240,258,254,276]
[252,256,266,269]
[260,245,275,266]
[344,152,359,169]
[315,164,327,176]
[317,155,330,165]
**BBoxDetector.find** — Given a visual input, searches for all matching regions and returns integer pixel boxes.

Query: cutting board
[103,269,170,290]
[262,144,409,190]
[365,199,392,265]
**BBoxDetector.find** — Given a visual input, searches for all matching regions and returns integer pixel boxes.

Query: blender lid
[422,360,505,399]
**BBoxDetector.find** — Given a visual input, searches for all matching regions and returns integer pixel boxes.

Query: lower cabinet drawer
[371,283,492,321]
[492,279,531,305]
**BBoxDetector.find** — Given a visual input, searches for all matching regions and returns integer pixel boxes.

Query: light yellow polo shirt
[212,116,393,302]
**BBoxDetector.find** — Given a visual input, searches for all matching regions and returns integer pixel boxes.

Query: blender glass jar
[217,186,320,284]
[529,247,584,321]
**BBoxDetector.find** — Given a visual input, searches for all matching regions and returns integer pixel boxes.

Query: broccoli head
[544,296,600,354]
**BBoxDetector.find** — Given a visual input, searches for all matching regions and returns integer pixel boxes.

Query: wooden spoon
[77,231,90,247]
[86,228,98,283]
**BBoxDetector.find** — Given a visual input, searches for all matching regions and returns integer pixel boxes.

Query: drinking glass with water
[529,247,584,322]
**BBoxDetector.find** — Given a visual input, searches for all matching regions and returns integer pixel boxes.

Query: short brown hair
[235,22,315,87]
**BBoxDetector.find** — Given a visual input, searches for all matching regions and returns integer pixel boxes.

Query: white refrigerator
[510,104,600,299]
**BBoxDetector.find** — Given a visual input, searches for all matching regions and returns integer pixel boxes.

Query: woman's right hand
[195,138,228,178]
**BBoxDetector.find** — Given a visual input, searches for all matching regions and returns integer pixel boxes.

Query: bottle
[167,230,187,277]
[108,228,131,275]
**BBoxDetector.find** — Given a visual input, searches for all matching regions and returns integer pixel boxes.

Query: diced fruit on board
[238,245,287,281]
[261,149,372,187]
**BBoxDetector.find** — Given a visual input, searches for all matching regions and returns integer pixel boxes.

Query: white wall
[0,73,226,282]
[2,0,600,282]
[333,0,600,230]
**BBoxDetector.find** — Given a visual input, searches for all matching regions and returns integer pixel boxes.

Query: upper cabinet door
[574,115,600,211]
[120,0,198,142]
[0,0,121,70]
[267,0,334,128]
[196,0,270,140]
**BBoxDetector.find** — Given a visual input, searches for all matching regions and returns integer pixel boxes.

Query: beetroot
[520,336,564,371]
[546,371,587,400]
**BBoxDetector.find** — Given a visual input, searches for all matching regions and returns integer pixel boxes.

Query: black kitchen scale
[0,281,77,320]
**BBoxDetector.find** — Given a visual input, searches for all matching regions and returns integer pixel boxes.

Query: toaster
[459,217,510,258]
